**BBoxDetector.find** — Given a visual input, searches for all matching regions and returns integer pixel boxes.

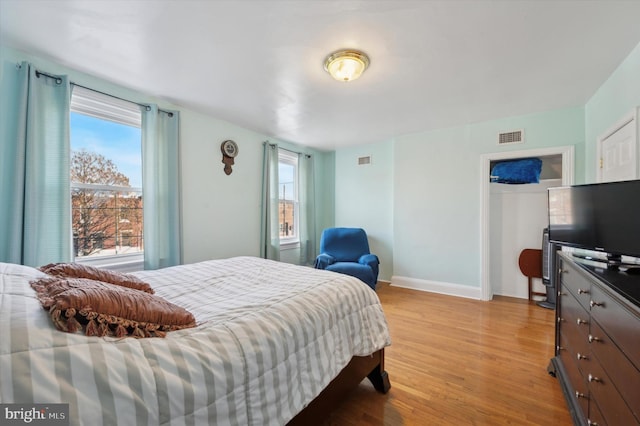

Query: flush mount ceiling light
[324,49,370,82]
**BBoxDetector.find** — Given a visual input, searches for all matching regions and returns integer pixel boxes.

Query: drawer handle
[588,373,602,383]
[588,421,599,426]
[558,291,567,297]
[576,318,588,325]
[557,317,565,323]
[556,345,564,352]
[575,391,588,399]
[588,335,602,343]
[577,353,589,360]
[578,288,590,294]
[590,300,604,308]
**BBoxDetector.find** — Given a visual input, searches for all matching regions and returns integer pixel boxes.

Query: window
[278,150,299,246]
[70,87,143,264]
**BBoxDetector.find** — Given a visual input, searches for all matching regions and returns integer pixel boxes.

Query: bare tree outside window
[71,150,143,257]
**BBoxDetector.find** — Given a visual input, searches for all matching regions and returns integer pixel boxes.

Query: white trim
[480,145,574,301]
[71,182,142,193]
[279,240,301,250]
[75,253,144,272]
[391,276,482,300]
[596,107,639,182]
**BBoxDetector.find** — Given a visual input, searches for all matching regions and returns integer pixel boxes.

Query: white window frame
[70,86,144,271]
[278,150,300,249]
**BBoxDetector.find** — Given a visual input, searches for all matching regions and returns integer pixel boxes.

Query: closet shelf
[490,178,562,194]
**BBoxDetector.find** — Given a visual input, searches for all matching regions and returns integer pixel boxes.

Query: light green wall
[334,142,394,281]
[316,150,336,242]
[392,107,584,288]
[585,41,640,183]
[334,107,585,288]
[0,45,335,265]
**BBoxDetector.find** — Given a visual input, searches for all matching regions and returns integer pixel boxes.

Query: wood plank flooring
[325,283,572,425]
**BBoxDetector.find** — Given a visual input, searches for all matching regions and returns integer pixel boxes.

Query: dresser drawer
[587,358,639,426]
[559,328,591,377]
[590,319,640,420]
[589,284,640,371]
[558,333,589,418]
[559,259,592,310]
[559,323,591,365]
[589,399,607,426]
[559,286,591,341]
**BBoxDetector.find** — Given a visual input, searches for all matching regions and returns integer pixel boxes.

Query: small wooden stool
[518,249,547,301]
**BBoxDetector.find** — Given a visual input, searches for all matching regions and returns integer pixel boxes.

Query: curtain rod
[34,69,174,117]
[264,141,311,158]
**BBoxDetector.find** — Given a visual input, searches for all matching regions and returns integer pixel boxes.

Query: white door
[599,112,638,183]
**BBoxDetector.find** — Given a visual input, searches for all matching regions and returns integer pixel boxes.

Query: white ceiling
[2,1,640,151]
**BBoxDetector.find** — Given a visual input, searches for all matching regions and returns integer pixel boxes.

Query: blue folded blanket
[490,158,542,184]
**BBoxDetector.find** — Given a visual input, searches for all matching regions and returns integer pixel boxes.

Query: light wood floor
[326,282,573,425]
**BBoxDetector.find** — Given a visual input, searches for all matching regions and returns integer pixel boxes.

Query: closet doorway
[480,146,574,301]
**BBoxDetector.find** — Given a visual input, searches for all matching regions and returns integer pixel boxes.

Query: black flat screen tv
[548,179,640,261]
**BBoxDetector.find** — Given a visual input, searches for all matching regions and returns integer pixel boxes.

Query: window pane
[70,112,143,258]
[279,163,295,200]
[71,187,143,257]
[278,160,297,239]
[71,113,142,188]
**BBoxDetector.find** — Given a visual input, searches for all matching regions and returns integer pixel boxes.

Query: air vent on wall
[498,130,524,145]
[358,156,371,165]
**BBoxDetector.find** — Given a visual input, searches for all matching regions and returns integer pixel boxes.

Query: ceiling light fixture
[324,49,370,82]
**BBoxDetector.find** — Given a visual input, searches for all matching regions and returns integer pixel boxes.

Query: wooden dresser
[551,252,640,426]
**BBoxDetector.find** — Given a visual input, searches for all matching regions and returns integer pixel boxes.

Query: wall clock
[221,140,238,175]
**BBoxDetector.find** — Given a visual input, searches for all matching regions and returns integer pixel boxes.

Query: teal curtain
[260,142,280,260]
[0,62,71,266]
[298,153,316,265]
[141,105,181,270]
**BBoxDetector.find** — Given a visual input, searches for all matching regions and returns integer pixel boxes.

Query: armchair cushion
[325,263,375,290]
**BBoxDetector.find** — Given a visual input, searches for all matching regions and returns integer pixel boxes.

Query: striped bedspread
[0,257,391,425]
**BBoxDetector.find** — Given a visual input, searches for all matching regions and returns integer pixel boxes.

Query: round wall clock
[221,140,239,175]
[221,140,239,158]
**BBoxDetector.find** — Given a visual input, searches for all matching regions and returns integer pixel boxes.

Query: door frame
[596,107,639,182]
[479,146,575,301]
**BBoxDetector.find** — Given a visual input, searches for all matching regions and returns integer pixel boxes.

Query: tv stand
[550,252,640,425]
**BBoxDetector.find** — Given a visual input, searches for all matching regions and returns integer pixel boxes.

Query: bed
[0,256,391,425]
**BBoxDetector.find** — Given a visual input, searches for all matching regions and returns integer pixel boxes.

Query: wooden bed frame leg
[367,366,391,393]
[287,349,391,425]
[367,349,391,393]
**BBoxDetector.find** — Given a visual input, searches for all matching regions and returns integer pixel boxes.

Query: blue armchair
[314,227,379,290]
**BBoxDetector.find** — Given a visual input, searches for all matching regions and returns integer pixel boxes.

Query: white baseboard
[391,275,482,300]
